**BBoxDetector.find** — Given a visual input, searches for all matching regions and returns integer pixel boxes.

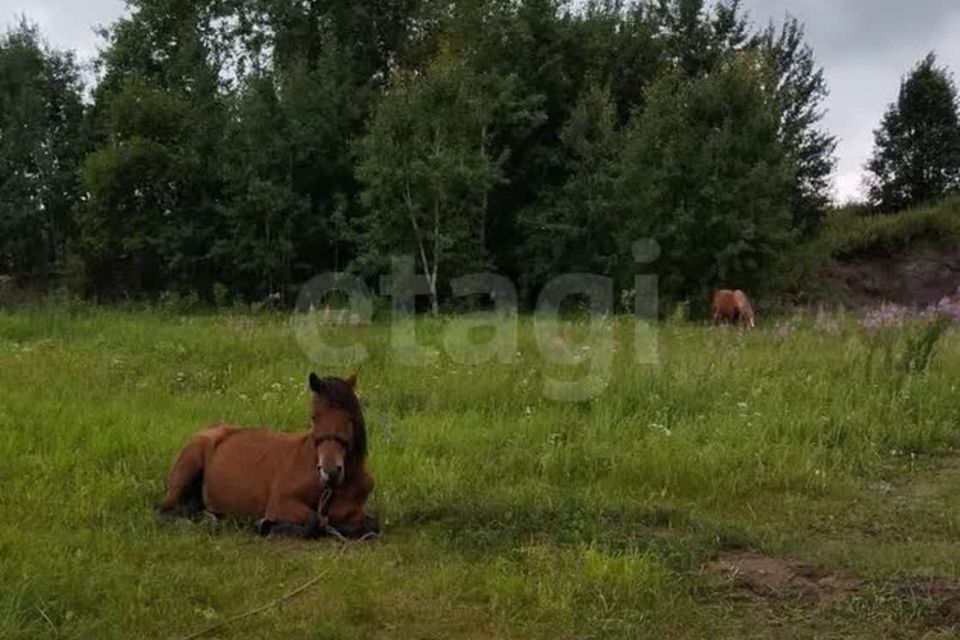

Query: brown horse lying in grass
[159,373,377,539]
[711,289,756,329]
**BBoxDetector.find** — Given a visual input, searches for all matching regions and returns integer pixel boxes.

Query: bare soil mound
[899,578,960,626]
[708,550,960,629]
[706,551,858,601]
[822,246,960,308]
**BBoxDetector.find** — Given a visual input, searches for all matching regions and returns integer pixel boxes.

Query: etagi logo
[293,241,659,402]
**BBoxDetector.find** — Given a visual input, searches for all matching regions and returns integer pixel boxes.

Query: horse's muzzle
[318,465,344,486]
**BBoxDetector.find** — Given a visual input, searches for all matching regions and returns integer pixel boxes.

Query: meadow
[2,305,960,639]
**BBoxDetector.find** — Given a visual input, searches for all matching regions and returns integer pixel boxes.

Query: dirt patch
[708,551,960,629]
[821,246,960,308]
[707,552,857,601]
[899,578,960,626]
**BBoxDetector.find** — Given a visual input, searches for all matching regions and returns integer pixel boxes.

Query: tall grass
[1,307,960,638]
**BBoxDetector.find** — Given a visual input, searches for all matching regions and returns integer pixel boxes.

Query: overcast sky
[2,0,959,203]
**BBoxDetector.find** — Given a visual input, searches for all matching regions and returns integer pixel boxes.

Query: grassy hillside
[2,307,960,638]
[821,197,960,260]
[785,196,960,305]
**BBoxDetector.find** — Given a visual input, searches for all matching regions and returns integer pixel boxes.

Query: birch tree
[356,50,506,314]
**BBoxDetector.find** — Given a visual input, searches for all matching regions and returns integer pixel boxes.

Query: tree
[0,0,839,305]
[76,78,200,292]
[355,51,507,314]
[756,16,836,234]
[0,20,86,278]
[76,0,424,299]
[618,52,795,307]
[215,0,421,299]
[216,72,304,299]
[520,83,623,294]
[218,35,366,300]
[241,0,418,82]
[77,0,227,295]
[866,53,960,212]
[653,0,749,77]
[598,1,664,123]
[421,0,576,282]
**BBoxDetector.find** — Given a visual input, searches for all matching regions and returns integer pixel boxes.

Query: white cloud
[743,0,960,204]
[0,0,125,63]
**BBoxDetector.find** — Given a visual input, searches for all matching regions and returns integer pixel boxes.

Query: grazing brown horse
[711,289,756,329]
[159,373,376,539]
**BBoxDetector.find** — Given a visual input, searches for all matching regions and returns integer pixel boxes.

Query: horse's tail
[158,438,207,515]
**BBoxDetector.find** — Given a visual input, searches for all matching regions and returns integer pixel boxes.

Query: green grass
[822,196,960,260]
[2,305,960,638]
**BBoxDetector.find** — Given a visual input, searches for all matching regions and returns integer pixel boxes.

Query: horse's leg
[260,500,322,539]
[158,438,207,518]
[326,470,376,538]
[713,307,727,327]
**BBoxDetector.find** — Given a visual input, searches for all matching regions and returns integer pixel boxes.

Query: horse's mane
[313,376,367,464]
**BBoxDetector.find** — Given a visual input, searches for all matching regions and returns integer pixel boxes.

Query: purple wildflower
[862,304,910,331]
[934,287,960,325]
[815,307,842,336]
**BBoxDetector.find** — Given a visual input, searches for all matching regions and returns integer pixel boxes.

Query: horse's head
[308,372,366,487]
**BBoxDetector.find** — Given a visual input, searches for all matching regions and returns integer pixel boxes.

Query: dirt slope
[821,245,960,308]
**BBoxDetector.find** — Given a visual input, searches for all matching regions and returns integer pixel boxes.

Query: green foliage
[215,2,396,299]
[356,50,510,312]
[0,20,86,277]
[78,0,228,296]
[866,53,960,212]
[520,83,624,294]
[756,16,837,234]
[818,196,960,260]
[76,77,213,294]
[652,0,749,77]
[619,52,795,307]
[1,1,841,306]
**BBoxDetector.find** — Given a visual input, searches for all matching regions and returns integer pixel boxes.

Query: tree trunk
[429,190,441,316]
[427,273,439,316]
[405,182,438,315]
[480,125,488,249]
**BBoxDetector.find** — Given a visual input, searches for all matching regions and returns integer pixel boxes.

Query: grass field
[3,305,960,639]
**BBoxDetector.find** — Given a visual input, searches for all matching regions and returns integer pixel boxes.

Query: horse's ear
[344,372,358,389]
[309,373,324,395]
